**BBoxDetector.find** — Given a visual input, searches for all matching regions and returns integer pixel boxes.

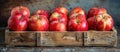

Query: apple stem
[19,16,22,20]
[101,14,106,19]
[76,18,80,23]
[37,15,40,19]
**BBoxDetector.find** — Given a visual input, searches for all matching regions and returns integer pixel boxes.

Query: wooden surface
[0,47,120,52]
[5,30,37,47]
[84,28,117,47]
[38,32,83,46]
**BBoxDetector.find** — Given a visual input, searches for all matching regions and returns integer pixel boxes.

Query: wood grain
[5,30,37,47]
[37,31,83,46]
[1,47,120,52]
[84,27,117,47]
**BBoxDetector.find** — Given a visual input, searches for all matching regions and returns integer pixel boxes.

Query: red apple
[68,18,88,31]
[28,14,49,31]
[34,10,49,19]
[50,12,67,24]
[52,7,68,15]
[87,13,114,31]
[8,14,28,31]
[11,6,30,18]
[50,21,66,31]
[70,7,86,18]
[88,7,107,18]
[69,14,86,21]
[87,16,97,30]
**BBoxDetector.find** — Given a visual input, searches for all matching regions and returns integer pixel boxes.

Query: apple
[50,12,67,24]
[70,7,86,18]
[49,21,66,31]
[28,14,49,31]
[11,6,30,18]
[69,14,86,21]
[52,7,68,15]
[88,7,107,18]
[8,14,28,31]
[87,13,114,31]
[68,17,88,31]
[34,10,49,19]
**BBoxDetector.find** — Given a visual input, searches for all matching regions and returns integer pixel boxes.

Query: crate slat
[5,30,37,47]
[84,27,117,47]
[37,32,84,46]
[5,27,117,47]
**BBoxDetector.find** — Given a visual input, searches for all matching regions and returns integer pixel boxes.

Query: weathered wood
[5,27,118,47]
[5,30,37,47]
[37,31,83,46]
[84,27,117,47]
[1,47,120,52]
[7,47,40,52]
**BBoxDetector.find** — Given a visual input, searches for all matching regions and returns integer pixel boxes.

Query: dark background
[0,0,120,48]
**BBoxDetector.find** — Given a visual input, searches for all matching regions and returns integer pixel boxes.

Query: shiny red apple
[68,17,88,31]
[88,7,107,18]
[28,14,49,31]
[50,21,66,31]
[50,12,68,24]
[69,14,86,21]
[34,10,49,19]
[8,14,28,31]
[52,7,68,15]
[87,13,114,31]
[11,6,30,18]
[70,7,86,18]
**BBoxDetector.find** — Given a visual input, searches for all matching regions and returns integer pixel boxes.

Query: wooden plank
[5,30,37,47]
[84,27,117,47]
[37,31,83,46]
[7,47,40,52]
[1,47,120,52]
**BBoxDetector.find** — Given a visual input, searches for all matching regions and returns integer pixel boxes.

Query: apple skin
[49,12,68,24]
[34,10,49,19]
[11,6,30,18]
[88,7,107,18]
[49,21,66,31]
[8,14,28,31]
[28,14,49,31]
[70,7,87,19]
[68,17,88,31]
[87,13,114,31]
[52,7,68,15]
[69,14,86,21]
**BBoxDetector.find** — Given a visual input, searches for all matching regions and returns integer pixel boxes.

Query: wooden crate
[37,31,84,46]
[84,27,117,47]
[5,27,117,47]
[5,29,37,47]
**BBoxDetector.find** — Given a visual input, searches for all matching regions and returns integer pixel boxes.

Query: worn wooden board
[1,47,120,52]
[5,30,37,47]
[84,27,117,47]
[37,31,83,46]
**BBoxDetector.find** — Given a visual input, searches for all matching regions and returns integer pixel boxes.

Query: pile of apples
[8,6,114,31]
